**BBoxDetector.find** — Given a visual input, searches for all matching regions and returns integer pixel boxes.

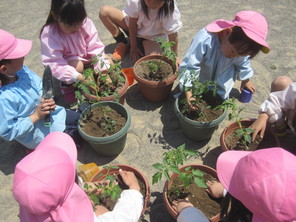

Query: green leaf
[183,149,198,157]
[152,172,162,184]
[194,177,207,188]
[153,163,165,170]
[192,169,204,177]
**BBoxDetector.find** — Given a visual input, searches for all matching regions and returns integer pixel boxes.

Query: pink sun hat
[217,148,296,222]
[13,132,94,222]
[0,29,32,60]
[206,11,270,54]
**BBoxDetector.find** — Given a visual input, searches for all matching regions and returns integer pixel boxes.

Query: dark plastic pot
[133,54,177,102]
[174,93,227,141]
[78,101,131,156]
[220,119,281,152]
[83,72,129,105]
[163,164,220,222]
[90,164,150,215]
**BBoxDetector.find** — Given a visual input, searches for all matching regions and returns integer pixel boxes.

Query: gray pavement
[1,0,296,221]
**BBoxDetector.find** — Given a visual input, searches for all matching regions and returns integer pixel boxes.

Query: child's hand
[250,113,269,141]
[119,169,140,191]
[205,180,224,198]
[172,198,193,214]
[185,91,199,111]
[130,46,143,62]
[241,79,255,93]
[30,98,56,123]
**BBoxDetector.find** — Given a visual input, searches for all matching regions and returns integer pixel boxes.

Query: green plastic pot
[174,93,227,141]
[78,101,131,156]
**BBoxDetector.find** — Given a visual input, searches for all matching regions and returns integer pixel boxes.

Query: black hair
[229,26,262,59]
[40,0,87,36]
[0,59,11,66]
[141,0,175,20]
[219,193,253,222]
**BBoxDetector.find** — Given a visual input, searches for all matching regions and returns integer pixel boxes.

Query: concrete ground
[0,0,296,221]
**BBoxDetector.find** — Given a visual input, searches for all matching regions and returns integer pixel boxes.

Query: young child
[251,75,295,139]
[99,0,182,62]
[0,29,81,150]
[173,148,296,222]
[40,0,111,104]
[179,11,270,110]
[13,131,144,222]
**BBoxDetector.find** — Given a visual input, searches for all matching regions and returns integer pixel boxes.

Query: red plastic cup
[121,68,135,86]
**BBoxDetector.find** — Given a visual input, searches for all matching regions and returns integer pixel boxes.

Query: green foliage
[180,75,218,118]
[74,55,125,104]
[84,165,121,210]
[152,144,207,193]
[220,97,254,150]
[144,37,177,74]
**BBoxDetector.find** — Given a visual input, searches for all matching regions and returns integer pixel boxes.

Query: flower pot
[174,93,227,141]
[133,54,177,102]
[78,101,131,156]
[163,164,220,222]
[83,72,129,105]
[220,119,281,152]
[90,164,150,215]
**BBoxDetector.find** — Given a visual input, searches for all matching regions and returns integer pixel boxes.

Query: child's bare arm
[250,112,269,141]
[241,79,255,93]
[205,180,224,198]
[129,18,142,62]
[119,169,140,191]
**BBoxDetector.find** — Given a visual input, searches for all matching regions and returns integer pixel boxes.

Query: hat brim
[4,38,32,60]
[206,19,235,33]
[217,150,251,191]
[35,131,77,167]
[206,19,270,54]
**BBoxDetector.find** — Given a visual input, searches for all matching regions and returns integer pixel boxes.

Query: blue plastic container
[239,88,253,103]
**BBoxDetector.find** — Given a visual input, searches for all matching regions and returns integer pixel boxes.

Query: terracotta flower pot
[133,54,177,102]
[220,119,281,152]
[90,164,150,215]
[83,72,129,105]
[163,164,220,222]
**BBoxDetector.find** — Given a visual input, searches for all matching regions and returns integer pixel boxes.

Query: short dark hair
[229,26,262,59]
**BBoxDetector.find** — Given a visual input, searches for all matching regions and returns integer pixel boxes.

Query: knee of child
[68,60,84,73]
[99,5,111,18]
[271,75,293,92]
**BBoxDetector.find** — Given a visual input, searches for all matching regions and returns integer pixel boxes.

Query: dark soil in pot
[179,91,224,122]
[79,105,126,137]
[225,131,263,151]
[134,58,174,81]
[98,173,146,211]
[168,172,221,219]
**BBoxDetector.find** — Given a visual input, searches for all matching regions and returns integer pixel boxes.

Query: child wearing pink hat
[0,29,81,150]
[13,131,144,222]
[173,148,296,222]
[40,0,111,104]
[251,75,295,139]
[179,11,270,109]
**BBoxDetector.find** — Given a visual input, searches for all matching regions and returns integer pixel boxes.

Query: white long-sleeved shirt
[94,190,143,222]
[259,82,296,133]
